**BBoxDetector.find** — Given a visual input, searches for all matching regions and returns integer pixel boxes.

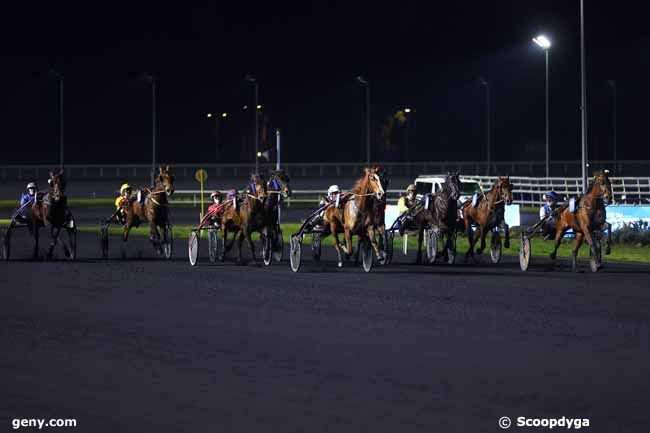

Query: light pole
[533,35,551,177]
[144,74,157,187]
[50,70,64,169]
[357,75,370,165]
[245,75,259,173]
[608,80,617,170]
[479,78,491,176]
[206,112,228,162]
[580,0,588,192]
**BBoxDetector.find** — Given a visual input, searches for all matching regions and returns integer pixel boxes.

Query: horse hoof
[549,253,556,260]
[337,262,343,268]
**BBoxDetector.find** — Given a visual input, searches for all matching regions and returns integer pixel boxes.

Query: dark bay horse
[414,172,461,264]
[324,167,385,267]
[219,174,268,264]
[550,171,612,271]
[462,176,513,262]
[123,165,175,255]
[43,171,76,259]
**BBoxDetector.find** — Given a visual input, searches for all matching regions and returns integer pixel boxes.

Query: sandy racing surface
[1,231,650,432]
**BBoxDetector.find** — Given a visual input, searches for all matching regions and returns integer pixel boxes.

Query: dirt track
[1,231,649,432]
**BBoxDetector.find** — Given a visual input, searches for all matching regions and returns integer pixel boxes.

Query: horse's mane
[351,174,369,194]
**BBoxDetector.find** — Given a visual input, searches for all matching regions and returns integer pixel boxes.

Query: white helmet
[327,185,340,195]
[26,182,38,190]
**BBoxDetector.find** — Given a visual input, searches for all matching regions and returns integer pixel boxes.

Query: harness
[144,188,168,207]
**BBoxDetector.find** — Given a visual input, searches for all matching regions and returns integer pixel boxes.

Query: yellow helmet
[120,183,132,194]
[407,184,416,192]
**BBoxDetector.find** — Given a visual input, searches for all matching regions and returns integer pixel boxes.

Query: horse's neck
[351,180,372,208]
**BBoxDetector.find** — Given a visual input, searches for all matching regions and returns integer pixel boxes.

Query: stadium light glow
[533,35,551,49]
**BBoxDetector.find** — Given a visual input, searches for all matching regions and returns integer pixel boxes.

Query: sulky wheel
[208,228,221,263]
[384,231,394,265]
[311,232,321,262]
[361,238,373,273]
[519,233,531,272]
[162,225,174,259]
[426,229,438,264]
[290,235,303,273]
[273,228,284,262]
[490,231,502,264]
[1,227,10,261]
[262,233,273,266]
[188,230,199,266]
[100,222,109,259]
[447,231,457,265]
[66,225,77,260]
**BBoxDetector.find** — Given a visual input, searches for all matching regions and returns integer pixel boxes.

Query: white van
[413,175,483,204]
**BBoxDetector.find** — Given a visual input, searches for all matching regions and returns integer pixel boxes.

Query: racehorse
[43,171,75,259]
[414,172,461,264]
[123,165,175,256]
[462,176,513,262]
[219,174,268,264]
[324,167,385,267]
[549,171,612,271]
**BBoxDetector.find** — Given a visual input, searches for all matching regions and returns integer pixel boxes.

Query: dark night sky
[1,1,649,165]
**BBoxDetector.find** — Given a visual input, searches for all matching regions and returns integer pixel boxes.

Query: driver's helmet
[210,190,222,202]
[327,185,340,198]
[26,182,38,193]
[120,183,132,195]
[544,191,559,202]
[406,184,416,196]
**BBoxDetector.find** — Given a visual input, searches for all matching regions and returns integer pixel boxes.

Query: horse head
[496,175,514,205]
[592,170,613,204]
[48,170,66,201]
[269,170,291,198]
[364,167,385,200]
[445,171,461,200]
[157,165,175,196]
[250,174,267,200]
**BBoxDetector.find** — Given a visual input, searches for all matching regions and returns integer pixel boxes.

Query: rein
[145,188,169,207]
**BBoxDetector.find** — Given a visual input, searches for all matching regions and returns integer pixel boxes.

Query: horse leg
[122,225,131,259]
[503,222,510,249]
[580,223,599,266]
[571,232,584,272]
[247,227,258,264]
[605,222,612,255]
[416,225,424,265]
[367,225,384,264]
[549,226,567,261]
[150,221,161,251]
[343,229,354,259]
[48,225,61,260]
[464,224,474,262]
[33,219,40,260]
[331,223,344,268]
[236,231,246,265]
[475,226,487,255]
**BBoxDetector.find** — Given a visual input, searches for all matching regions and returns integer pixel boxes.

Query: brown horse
[549,171,612,271]
[462,176,513,262]
[123,165,175,256]
[219,174,268,264]
[324,167,385,267]
[43,171,76,259]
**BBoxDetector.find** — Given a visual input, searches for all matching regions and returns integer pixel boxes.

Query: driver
[540,191,560,240]
[114,183,133,223]
[397,184,418,235]
[203,191,226,226]
[17,182,38,221]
